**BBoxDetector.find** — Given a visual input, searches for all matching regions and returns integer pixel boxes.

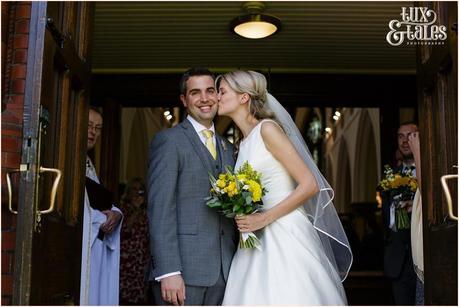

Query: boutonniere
[221,140,227,151]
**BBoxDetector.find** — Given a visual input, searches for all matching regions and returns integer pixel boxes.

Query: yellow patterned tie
[202,129,217,160]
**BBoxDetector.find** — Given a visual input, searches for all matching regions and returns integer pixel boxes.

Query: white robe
[80,158,122,305]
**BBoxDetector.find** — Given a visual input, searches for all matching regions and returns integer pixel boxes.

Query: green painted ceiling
[92,1,416,74]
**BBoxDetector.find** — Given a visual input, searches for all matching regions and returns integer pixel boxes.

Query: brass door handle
[38,166,62,214]
[440,173,458,221]
[6,169,20,214]
[6,164,28,214]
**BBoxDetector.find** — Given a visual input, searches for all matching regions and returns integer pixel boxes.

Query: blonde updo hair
[217,71,283,153]
[216,70,275,121]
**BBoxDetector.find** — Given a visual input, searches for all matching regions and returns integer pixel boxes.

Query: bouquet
[206,161,267,249]
[378,165,417,230]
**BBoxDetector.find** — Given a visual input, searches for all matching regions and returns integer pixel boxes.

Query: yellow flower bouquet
[206,161,267,249]
[378,165,418,230]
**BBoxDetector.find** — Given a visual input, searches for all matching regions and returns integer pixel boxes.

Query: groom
[148,67,237,305]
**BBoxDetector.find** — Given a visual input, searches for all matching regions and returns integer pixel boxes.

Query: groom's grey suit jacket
[148,118,237,287]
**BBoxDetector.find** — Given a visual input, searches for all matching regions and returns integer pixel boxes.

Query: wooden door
[417,2,457,305]
[12,2,93,305]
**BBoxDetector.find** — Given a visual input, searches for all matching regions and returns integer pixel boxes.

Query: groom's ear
[180,94,187,107]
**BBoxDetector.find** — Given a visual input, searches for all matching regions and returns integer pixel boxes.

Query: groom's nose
[198,91,207,102]
[199,92,213,104]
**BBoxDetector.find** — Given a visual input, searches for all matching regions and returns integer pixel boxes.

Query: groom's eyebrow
[188,88,200,94]
[188,86,215,95]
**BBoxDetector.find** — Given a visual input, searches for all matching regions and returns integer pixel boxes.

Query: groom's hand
[161,275,186,305]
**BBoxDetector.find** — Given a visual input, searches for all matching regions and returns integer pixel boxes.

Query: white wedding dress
[222,120,347,305]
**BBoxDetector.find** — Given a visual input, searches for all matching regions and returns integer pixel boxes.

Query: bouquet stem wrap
[239,231,262,250]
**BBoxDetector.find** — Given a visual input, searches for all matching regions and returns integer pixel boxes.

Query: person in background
[119,177,150,305]
[80,107,123,305]
[395,149,403,167]
[381,122,418,305]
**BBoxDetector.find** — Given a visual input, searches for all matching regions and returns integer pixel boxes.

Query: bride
[216,71,353,305]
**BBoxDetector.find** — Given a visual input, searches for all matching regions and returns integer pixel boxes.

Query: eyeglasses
[88,124,102,133]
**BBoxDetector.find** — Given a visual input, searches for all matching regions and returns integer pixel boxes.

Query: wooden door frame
[12,2,94,304]
[13,2,47,304]
[417,1,458,305]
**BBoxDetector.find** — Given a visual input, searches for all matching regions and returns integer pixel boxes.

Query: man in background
[382,122,418,305]
[80,107,123,305]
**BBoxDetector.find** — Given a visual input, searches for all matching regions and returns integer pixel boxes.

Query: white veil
[266,93,353,281]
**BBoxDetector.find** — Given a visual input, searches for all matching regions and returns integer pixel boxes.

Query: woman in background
[119,178,150,305]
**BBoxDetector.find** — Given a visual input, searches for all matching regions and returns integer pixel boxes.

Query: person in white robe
[80,107,123,305]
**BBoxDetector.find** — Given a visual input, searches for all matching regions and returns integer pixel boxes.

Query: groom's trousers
[152,270,226,305]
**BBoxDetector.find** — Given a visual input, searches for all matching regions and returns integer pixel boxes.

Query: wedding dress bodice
[235,120,296,209]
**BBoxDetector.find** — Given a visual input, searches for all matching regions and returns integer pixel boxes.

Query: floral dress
[119,203,150,304]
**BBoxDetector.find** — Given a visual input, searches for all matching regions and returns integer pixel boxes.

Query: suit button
[221,229,224,236]
[216,165,219,169]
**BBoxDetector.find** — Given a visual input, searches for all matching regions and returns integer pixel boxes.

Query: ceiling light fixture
[231,2,281,39]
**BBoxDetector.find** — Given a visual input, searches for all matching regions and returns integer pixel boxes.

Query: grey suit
[148,118,237,305]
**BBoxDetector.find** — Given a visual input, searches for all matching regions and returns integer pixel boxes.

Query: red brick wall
[1,2,31,305]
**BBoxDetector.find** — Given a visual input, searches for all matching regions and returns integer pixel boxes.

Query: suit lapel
[180,119,216,174]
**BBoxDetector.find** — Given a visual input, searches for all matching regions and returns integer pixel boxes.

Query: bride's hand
[235,213,269,232]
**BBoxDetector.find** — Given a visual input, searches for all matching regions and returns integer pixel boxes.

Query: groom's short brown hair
[179,67,215,95]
